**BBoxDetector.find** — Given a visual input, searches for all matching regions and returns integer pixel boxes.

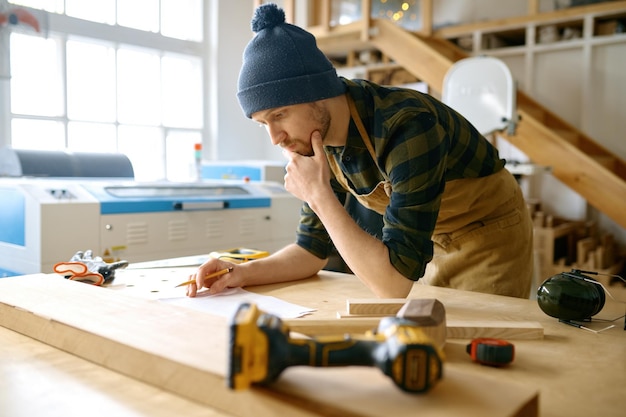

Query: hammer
[227,300,445,394]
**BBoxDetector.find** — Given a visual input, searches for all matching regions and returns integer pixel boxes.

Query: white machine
[442,55,518,136]
[442,56,549,194]
[0,178,302,277]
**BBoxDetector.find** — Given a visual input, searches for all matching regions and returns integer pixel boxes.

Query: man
[186,3,533,299]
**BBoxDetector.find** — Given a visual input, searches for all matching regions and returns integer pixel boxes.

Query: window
[3,0,204,181]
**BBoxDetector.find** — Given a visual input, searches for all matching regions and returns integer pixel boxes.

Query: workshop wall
[207,1,283,163]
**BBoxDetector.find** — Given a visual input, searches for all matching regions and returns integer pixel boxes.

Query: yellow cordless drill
[228,302,444,394]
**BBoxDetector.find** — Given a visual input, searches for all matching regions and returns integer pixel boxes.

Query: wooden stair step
[591,155,617,171]
[519,104,547,123]
[551,128,580,145]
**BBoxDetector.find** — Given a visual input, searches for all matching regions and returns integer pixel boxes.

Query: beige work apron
[326,96,533,298]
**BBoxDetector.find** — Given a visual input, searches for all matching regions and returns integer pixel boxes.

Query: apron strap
[347,95,382,174]
[345,94,392,197]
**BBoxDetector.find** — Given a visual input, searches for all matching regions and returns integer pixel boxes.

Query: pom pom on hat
[237,3,346,118]
[251,3,285,33]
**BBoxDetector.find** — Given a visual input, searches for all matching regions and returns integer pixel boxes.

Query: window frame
[0,4,207,181]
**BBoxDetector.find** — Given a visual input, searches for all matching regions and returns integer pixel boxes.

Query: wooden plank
[0,326,232,417]
[287,317,543,340]
[433,1,626,38]
[0,274,538,417]
[419,0,433,36]
[446,320,544,340]
[370,18,453,90]
[344,299,543,340]
[576,237,596,267]
[347,298,408,315]
[0,276,309,417]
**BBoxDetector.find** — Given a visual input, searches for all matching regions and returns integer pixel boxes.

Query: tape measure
[209,248,269,263]
[466,338,514,367]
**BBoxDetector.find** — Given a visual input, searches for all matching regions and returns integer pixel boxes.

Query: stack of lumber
[530,205,624,286]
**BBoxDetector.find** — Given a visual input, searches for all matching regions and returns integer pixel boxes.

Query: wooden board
[286,317,544,339]
[347,298,410,315]
[0,274,538,417]
[0,326,231,417]
[338,298,544,340]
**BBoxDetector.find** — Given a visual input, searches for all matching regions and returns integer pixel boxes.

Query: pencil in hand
[175,267,233,288]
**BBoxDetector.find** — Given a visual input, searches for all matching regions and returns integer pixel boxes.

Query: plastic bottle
[194,143,202,181]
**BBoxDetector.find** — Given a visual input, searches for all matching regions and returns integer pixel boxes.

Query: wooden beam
[0,276,289,417]
[320,0,331,32]
[360,0,372,41]
[504,108,626,229]
[369,18,453,90]
[420,0,433,36]
[348,298,408,315]
[434,1,626,38]
[282,0,295,24]
[321,298,544,340]
[312,21,372,56]
[287,317,544,340]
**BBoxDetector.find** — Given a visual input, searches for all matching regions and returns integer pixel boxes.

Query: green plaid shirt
[296,78,505,280]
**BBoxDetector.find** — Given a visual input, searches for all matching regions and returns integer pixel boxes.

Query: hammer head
[397,299,447,349]
[396,299,446,326]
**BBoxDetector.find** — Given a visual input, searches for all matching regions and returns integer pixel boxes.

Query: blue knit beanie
[237,3,346,118]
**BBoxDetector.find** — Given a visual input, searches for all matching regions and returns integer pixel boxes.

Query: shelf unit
[444,7,625,54]
[434,5,626,157]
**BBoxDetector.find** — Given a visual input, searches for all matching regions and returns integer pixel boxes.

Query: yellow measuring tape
[209,248,269,264]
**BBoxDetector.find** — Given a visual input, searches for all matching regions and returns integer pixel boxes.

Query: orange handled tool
[466,338,514,367]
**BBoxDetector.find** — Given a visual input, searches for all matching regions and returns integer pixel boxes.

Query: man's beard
[300,101,331,156]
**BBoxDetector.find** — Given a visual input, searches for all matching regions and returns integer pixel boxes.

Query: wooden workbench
[0,269,624,417]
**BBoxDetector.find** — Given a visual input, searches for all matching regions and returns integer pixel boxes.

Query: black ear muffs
[537,270,606,321]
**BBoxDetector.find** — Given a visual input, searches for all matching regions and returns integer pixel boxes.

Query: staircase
[321,18,626,230]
